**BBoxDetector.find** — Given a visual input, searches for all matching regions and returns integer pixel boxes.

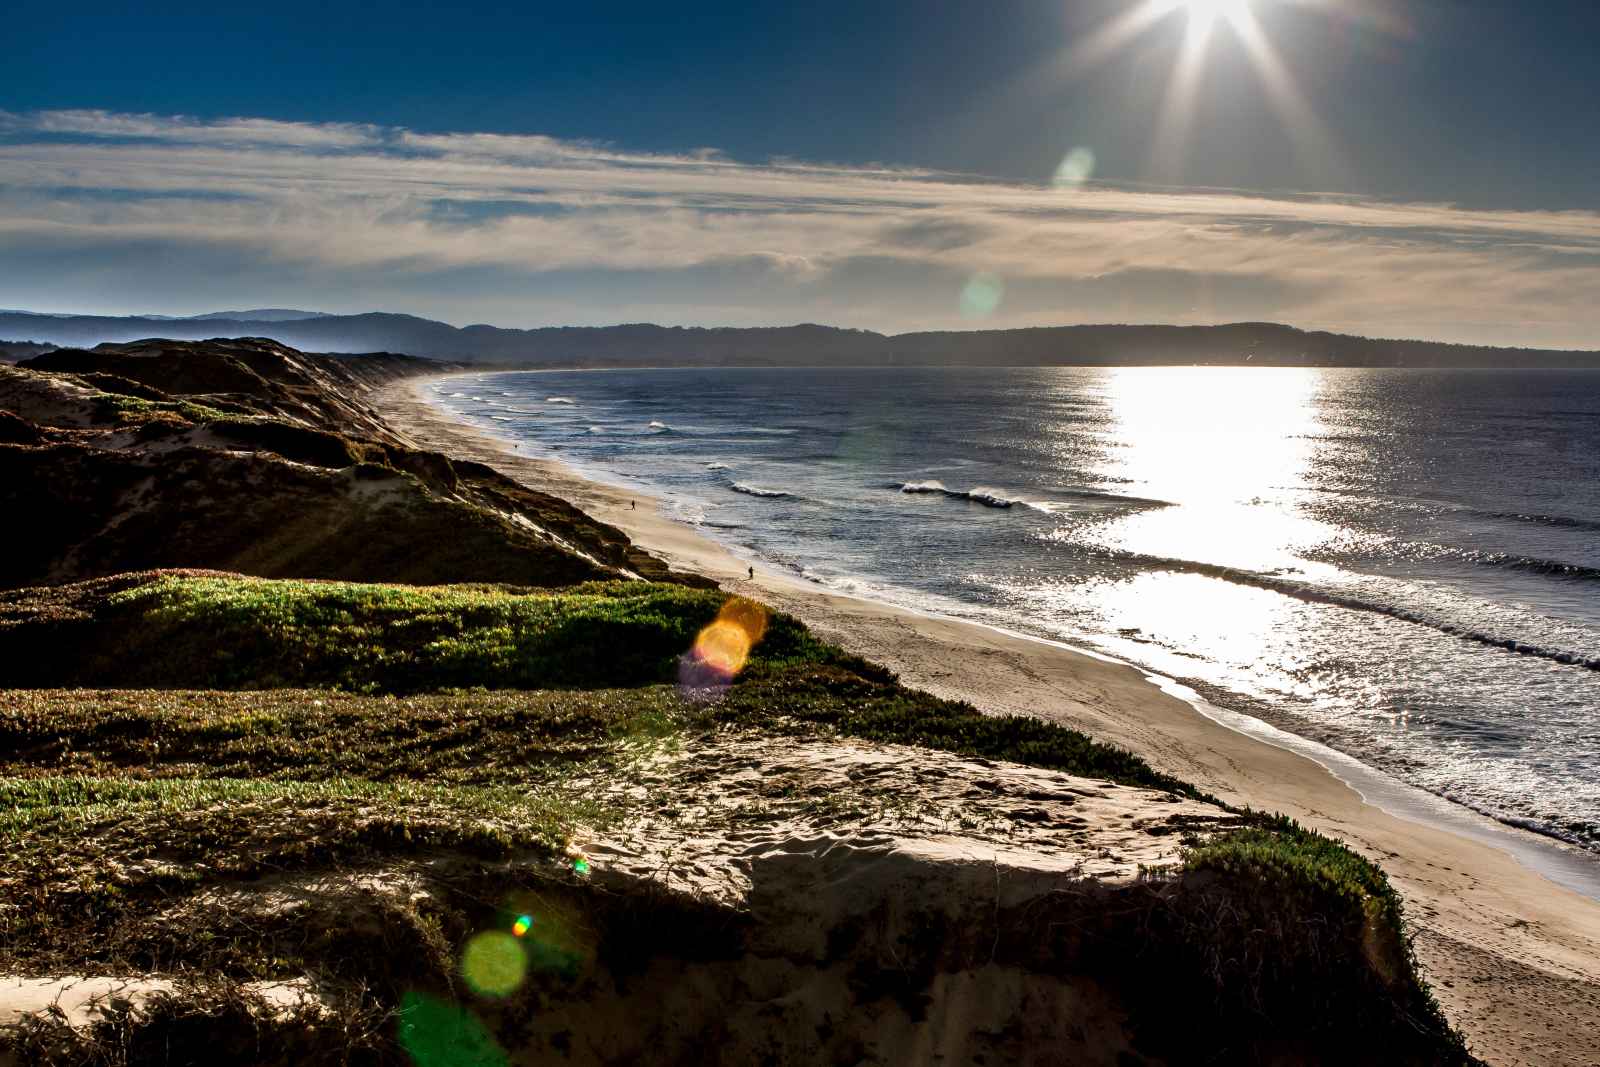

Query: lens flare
[496,894,593,980]
[695,620,751,675]
[461,930,527,998]
[1052,146,1097,188]
[679,597,769,695]
[959,273,1004,319]
[396,991,507,1067]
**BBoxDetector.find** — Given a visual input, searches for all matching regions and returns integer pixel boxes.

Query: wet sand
[380,373,1600,1066]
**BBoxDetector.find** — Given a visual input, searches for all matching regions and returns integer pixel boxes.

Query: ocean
[429,365,1600,855]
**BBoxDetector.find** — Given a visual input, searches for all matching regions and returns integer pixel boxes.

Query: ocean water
[430,366,1600,852]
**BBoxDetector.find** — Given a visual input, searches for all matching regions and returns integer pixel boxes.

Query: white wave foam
[967,486,1023,509]
[899,480,1019,509]
[729,482,794,499]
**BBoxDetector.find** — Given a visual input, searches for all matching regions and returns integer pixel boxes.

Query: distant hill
[0,340,56,363]
[186,309,333,322]
[1,309,1595,369]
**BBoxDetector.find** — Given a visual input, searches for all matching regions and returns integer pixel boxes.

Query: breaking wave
[1472,508,1600,535]
[1474,551,1600,583]
[895,481,1169,512]
[897,480,1020,509]
[729,481,796,499]
[1083,547,1600,671]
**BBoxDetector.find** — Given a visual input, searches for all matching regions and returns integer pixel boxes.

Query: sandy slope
[379,375,1600,1067]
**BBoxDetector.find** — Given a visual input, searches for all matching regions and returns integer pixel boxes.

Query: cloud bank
[1,109,1597,347]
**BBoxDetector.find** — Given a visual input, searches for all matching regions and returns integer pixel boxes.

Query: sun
[1041,0,1375,185]
[1180,0,1251,26]
[1150,0,1253,35]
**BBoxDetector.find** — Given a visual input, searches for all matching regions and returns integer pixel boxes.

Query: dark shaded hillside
[0,339,55,362]
[23,338,432,445]
[0,338,696,589]
[3,310,1596,368]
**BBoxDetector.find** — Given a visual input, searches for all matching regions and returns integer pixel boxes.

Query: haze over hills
[186,309,335,322]
[1,308,1596,369]
[0,308,331,323]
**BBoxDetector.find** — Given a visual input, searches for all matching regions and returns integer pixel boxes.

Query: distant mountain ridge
[187,309,333,322]
[1,309,1595,369]
[0,308,329,323]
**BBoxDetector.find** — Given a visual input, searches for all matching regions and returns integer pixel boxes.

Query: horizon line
[4,306,1598,355]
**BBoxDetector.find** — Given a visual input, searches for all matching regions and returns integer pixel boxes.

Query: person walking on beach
[747,566,754,581]
[630,500,636,510]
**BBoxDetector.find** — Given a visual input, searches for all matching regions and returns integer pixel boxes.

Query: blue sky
[4,1,1599,345]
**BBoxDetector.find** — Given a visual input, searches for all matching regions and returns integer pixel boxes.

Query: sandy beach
[380,373,1600,1067]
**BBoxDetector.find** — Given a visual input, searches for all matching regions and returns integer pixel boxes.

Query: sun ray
[1050,1,1177,81]
[1278,0,1415,39]
[1229,5,1348,184]
[1029,0,1375,191]
[1146,11,1217,183]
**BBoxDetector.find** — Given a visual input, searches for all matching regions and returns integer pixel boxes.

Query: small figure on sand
[747,566,754,580]
[629,500,636,510]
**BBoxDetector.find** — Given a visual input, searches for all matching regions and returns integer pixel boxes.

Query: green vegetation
[0,568,1469,1064]
[0,679,1193,798]
[0,570,1198,796]
[94,391,233,427]
[1185,815,1405,936]
[721,664,1205,796]
[0,775,582,850]
[4,573,858,691]
[0,771,582,915]
[1158,816,1467,1062]
[0,688,681,785]
[0,772,587,976]
[0,562,1220,992]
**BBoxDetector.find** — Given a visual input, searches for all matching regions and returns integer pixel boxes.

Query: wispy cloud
[0,108,382,149]
[1,108,1597,346]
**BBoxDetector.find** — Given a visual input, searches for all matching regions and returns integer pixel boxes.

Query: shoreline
[381,371,1600,1065]
[419,368,1600,894]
